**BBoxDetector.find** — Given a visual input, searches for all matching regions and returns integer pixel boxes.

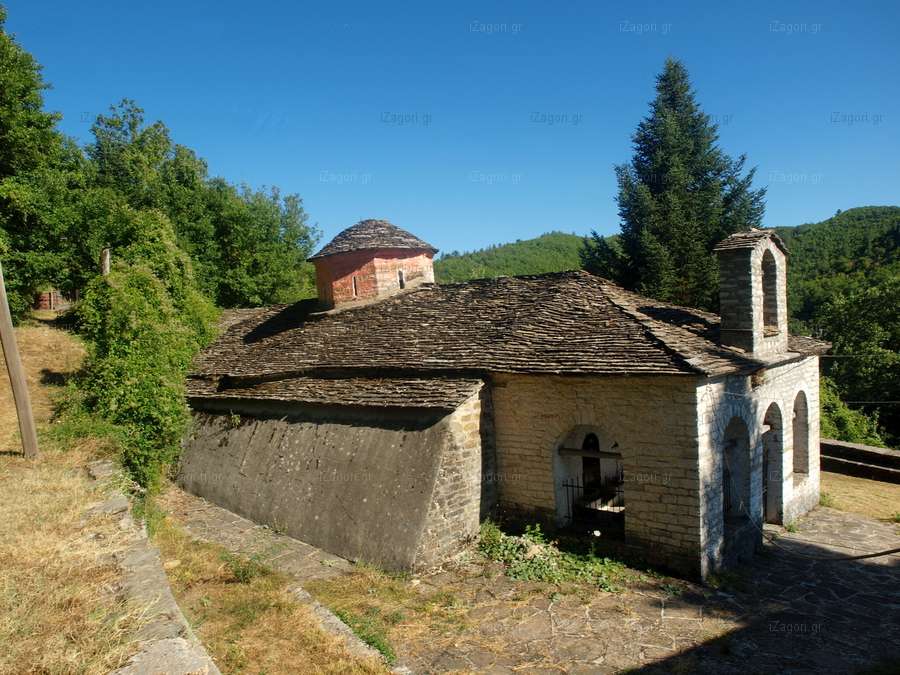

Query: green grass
[819,492,836,508]
[220,551,271,584]
[335,608,397,664]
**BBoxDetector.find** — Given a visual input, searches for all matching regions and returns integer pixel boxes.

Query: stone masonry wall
[696,356,820,576]
[718,238,789,356]
[414,386,492,568]
[490,373,705,577]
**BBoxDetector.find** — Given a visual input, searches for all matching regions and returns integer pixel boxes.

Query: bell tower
[714,229,789,357]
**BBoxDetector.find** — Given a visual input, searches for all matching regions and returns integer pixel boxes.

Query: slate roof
[713,228,789,255]
[190,271,829,404]
[308,219,438,260]
[187,374,482,410]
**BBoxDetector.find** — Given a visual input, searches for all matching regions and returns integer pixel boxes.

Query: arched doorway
[721,415,756,564]
[553,427,624,536]
[762,403,784,524]
[793,391,809,482]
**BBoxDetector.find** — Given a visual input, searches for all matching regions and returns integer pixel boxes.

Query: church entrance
[555,431,624,537]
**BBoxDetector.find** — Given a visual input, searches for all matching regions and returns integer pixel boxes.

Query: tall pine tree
[582,58,765,310]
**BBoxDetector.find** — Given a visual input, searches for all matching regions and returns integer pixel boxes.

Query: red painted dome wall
[313,248,435,307]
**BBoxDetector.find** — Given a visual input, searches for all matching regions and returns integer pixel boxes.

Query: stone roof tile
[309,219,437,260]
[713,228,789,255]
[191,271,827,393]
[187,374,482,409]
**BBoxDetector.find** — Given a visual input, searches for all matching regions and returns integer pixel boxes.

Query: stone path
[163,486,900,674]
[83,462,219,675]
[159,486,352,582]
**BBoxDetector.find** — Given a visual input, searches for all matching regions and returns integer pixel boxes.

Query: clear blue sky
[5,0,899,253]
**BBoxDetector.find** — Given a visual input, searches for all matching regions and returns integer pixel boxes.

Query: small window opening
[351,275,358,298]
[761,249,779,335]
[398,269,405,289]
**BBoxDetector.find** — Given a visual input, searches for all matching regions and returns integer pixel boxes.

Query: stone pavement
[163,485,900,674]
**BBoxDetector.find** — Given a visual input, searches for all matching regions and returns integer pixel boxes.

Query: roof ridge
[599,282,762,375]
[596,282,709,375]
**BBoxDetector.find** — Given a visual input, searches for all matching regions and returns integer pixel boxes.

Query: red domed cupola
[308,219,438,308]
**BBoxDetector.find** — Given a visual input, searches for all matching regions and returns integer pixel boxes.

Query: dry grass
[0,323,85,453]
[0,323,147,673]
[306,565,470,665]
[152,515,387,674]
[0,446,148,673]
[820,471,900,521]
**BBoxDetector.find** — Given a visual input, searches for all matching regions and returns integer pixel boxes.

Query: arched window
[352,275,359,298]
[762,403,784,524]
[398,269,405,289]
[722,416,751,524]
[761,249,779,333]
[793,391,809,477]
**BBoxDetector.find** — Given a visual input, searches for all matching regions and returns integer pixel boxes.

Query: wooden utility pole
[100,247,111,276]
[0,262,39,458]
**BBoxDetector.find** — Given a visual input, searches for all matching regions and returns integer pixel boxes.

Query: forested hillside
[434,231,583,283]
[775,206,899,333]
[776,206,899,447]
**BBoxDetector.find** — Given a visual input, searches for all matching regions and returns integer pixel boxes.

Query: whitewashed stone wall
[490,373,705,577]
[696,356,820,576]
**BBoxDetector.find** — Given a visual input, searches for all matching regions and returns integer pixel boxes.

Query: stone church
[180,219,827,579]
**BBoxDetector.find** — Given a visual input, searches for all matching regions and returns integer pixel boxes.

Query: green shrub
[74,215,216,488]
[477,521,626,591]
[820,376,885,447]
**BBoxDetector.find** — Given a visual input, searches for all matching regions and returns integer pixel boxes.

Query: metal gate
[561,475,624,534]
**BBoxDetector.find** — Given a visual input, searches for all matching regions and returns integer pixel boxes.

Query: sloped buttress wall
[179,392,489,571]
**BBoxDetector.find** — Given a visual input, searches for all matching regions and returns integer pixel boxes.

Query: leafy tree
[816,272,899,446]
[582,58,765,309]
[0,6,73,317]
[76,209,217,487]
[820,376,884,446]
[85,101,319,306]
